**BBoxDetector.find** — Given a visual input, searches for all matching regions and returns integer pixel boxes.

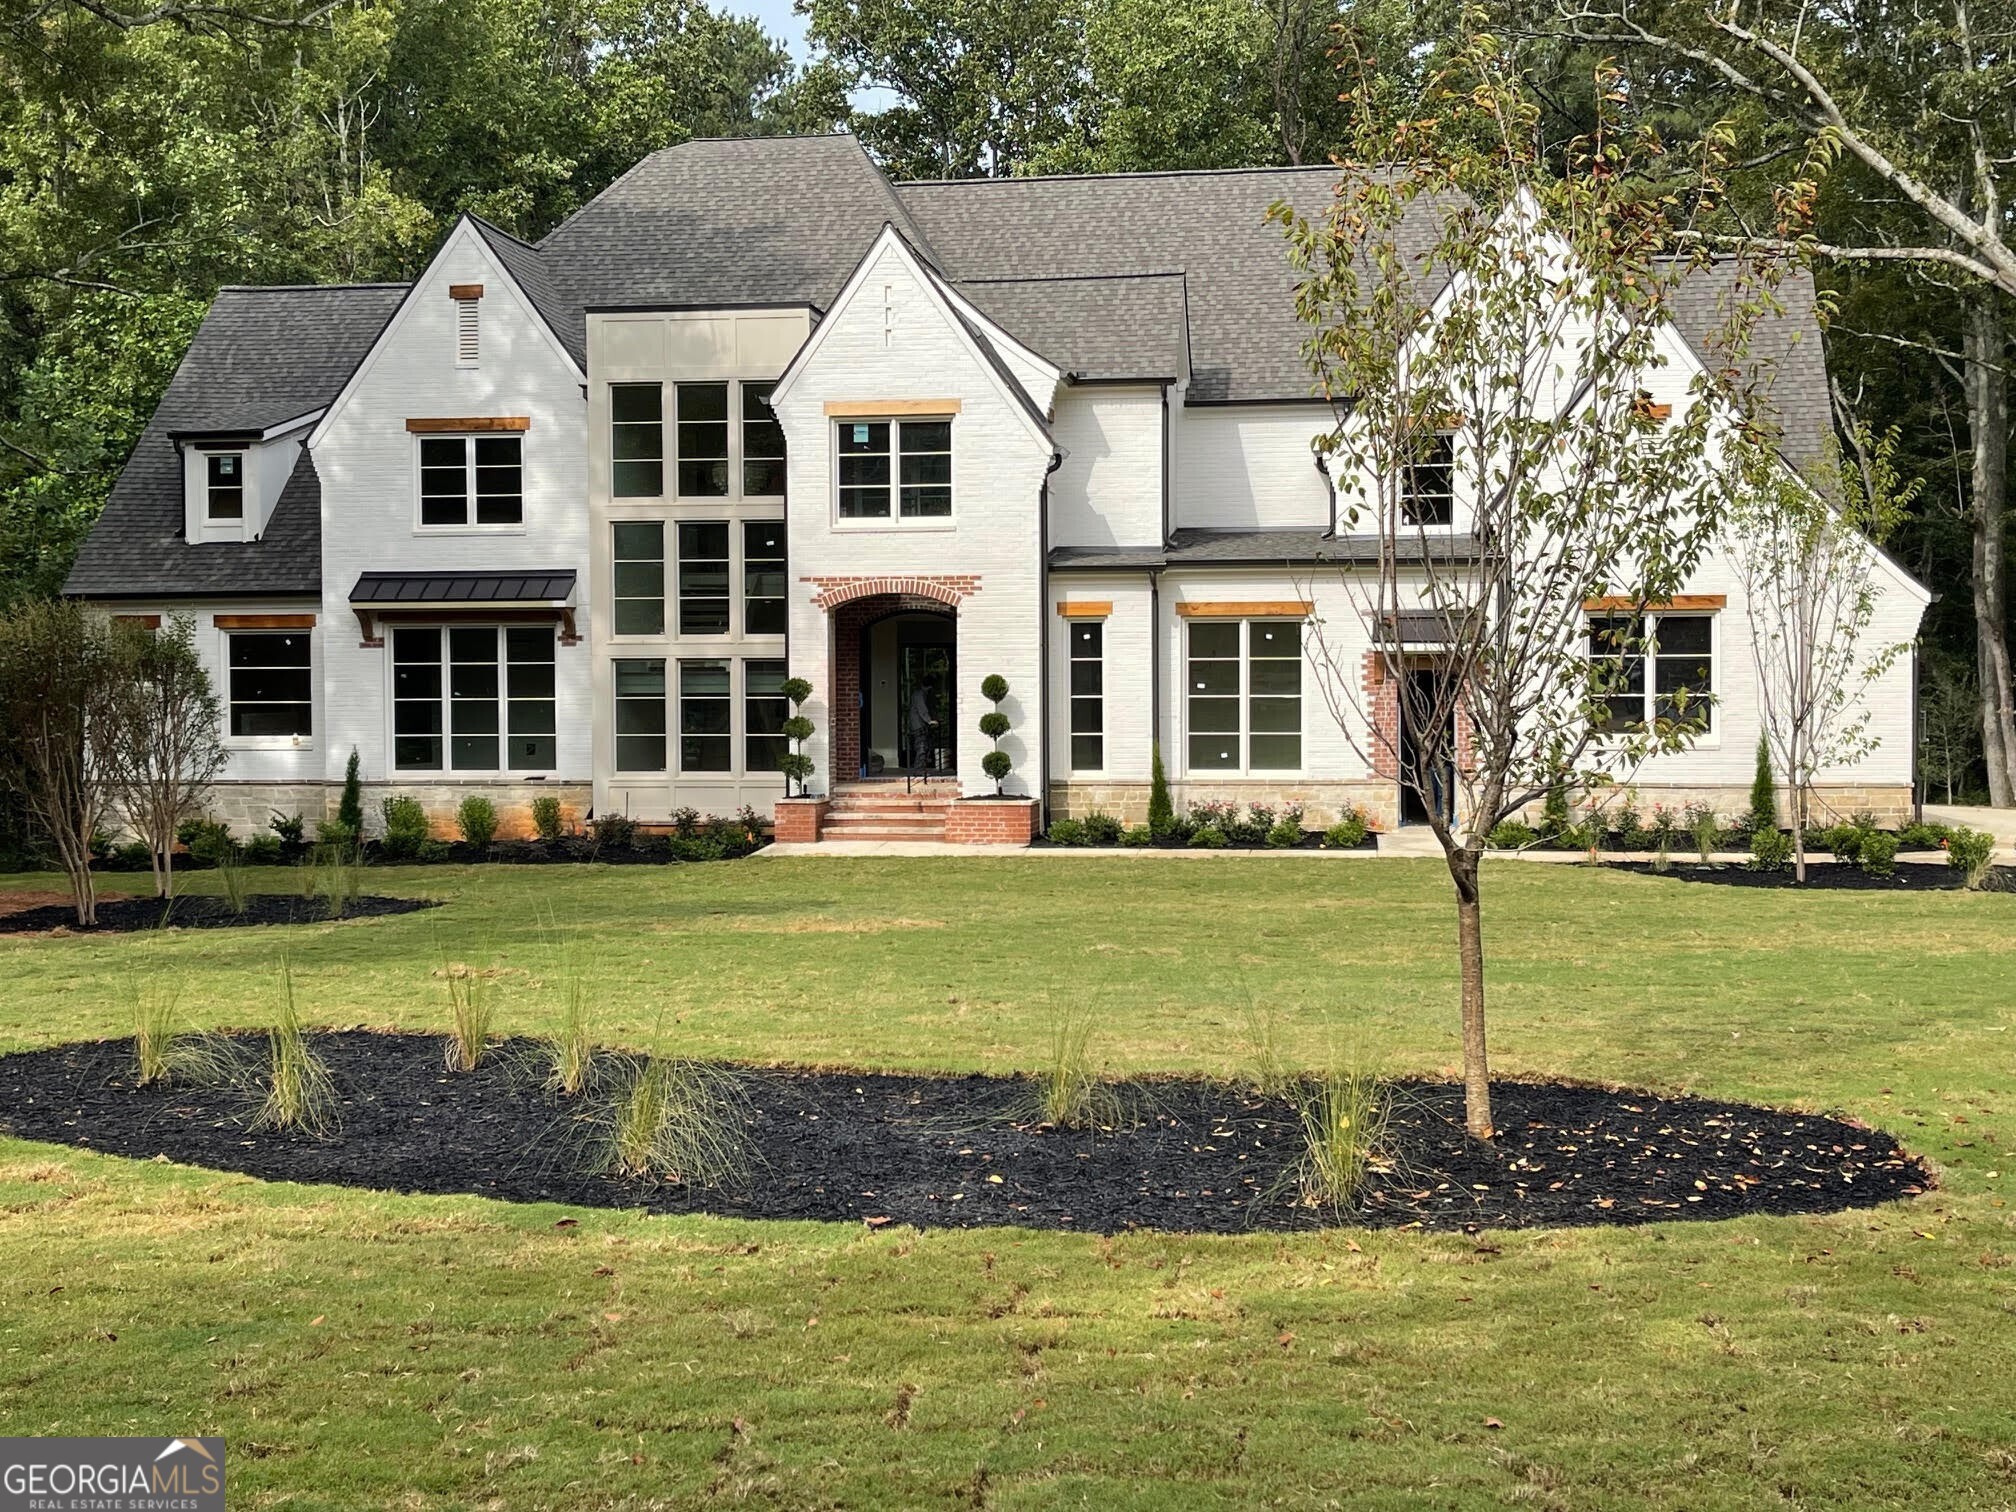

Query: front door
[1398,667,1455,825]
[897,641,955,774]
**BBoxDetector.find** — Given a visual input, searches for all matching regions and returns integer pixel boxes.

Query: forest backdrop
[0,0,2004,800]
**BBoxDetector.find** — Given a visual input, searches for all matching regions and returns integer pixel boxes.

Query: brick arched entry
[829,592,959,781]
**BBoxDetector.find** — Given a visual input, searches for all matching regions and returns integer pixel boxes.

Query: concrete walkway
[1923,803,2016,853]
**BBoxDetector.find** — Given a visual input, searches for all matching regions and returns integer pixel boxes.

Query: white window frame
[413,432,526,534]
[1401,431,1456,527]
[831,415,955,530]
[1587,609,1720,748]
[221,627,315,750]
[1182,618,1305,777]
[204,450,248,523]
[387,624,559,776]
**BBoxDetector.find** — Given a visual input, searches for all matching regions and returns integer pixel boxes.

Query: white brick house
[66,135,1930,840]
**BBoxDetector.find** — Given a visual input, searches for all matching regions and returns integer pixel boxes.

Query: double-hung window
[1186,619,1302,772]
[419,434,522,526]
[612,521,665,635]
[206,453,246,521]
[392,626,555,771]
[1402,433,1455,526]
[677,521,731,635]
[612,384,664,497]
[677,383,730,497]
[1589,612,1715,733]
[227,631,311,737]
[836,417,953,520]
[1068,622,1103,771]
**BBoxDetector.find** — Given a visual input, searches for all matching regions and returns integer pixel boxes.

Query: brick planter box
[773,798,831,843]
[943,797,1039,846]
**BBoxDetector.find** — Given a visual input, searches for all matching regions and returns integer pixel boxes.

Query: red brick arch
[805,574,978,612]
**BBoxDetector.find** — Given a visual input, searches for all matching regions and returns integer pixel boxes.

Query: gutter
[1161,382,1174,546]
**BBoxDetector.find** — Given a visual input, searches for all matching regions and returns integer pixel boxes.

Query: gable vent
[455,297,480,366]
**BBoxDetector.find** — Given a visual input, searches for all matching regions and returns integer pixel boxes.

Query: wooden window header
[1582,594,1726,613]
[448,284,484,301]
[405,416,531,433]
[1175,600,1312,619]
[215,613,316,630]
[825,399,964,418]
[113,614,161,630]
[1056,601,1112,619]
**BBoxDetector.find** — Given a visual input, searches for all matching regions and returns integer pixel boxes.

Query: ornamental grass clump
[441,959,498,1072]
[543,972,596,1098]
[215,846,251,914]
[1293,1064,1391,1213]
[598,1057,750,1186]
[1032,1009,1121,1130]
[252,960,336,1136]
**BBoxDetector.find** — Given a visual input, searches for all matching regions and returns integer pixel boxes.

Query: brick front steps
[774,783,1038,845]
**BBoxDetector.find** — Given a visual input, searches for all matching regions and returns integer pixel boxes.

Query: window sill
[830,519,957,533]
[224,738,316,752]
[413,525,529,537]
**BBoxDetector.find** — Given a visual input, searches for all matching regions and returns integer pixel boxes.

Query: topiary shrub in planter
[457,795,499,848]
[531,794,564,843]
[1189,825,1228,849]
[1747,827,1792,873]
[1047,818,1088,846]
[380,796,430,859]
[978,674,1013,792]
[778,678,815,796]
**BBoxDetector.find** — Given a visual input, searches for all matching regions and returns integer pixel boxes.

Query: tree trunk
[1965,295,2016,806]
[1447,845,1494,1139]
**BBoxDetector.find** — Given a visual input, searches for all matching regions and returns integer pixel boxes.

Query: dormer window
[206,452,246,521]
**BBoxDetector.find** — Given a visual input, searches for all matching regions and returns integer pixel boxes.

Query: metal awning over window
[350,570,578,646]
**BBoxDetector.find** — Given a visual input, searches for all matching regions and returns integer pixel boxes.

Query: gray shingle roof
[1664,261,1832,467]
[64,284,407,599]
[1050,528,1481,569]
[350,569,577,604]
[956,273,1189,383]
[470,215,584,371]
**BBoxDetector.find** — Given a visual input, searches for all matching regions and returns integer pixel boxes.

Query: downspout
[1149,567,1163,769]
[1911,639,1923,824]
[1039,446,1064,825]
[1316,450,1338,539]
[1161,382,1174,545]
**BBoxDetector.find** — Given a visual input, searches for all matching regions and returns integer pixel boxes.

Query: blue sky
[734,0,816,64]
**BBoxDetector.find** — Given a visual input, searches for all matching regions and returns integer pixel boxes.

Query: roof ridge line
[895,163,1344,188]
[955,270,1189,286]
[215,282,411,293]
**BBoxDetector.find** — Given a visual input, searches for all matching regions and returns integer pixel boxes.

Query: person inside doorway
[907,682,938,774]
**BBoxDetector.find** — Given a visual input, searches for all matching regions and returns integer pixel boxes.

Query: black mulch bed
[1030,831,1378,852]
[0,1032,1928,1234]
[1604,860,2016,892]
[0,894,436,935]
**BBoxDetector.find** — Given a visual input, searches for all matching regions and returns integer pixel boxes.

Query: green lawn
[1,856,2012,1508]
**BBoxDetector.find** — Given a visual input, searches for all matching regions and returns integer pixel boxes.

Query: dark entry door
[1398,668,1455,825]
[898,642,956,774]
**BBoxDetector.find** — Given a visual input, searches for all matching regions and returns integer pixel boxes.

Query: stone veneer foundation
[185,780,594,840]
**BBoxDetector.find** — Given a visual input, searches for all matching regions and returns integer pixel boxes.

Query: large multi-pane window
[1068,621,1103,771]
[392,626,555,770]
[612,521,665,635]
[836,417,953,520]
[206,453,245,521]
[677,383,730,497]
[678,658,733,771]
[677,521,731,635]
[745,659,789,772]
[614,658,667,771]
[1589,613,1715,733]
[419,434,522,526]
[1186,619,1302,772]
[742,520,786,635]
[611,384,663,497]
[227,631,311,737]
[1402,433,1455,526]
[742,383,786,496]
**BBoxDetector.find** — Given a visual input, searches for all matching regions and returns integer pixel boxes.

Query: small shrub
[1648,804,1678,847]
[1033,1010,1119,1130]
[667,833,726,862]
[1046,818,1088,847]
[337,748,364,836]
[1748,827,1792,873]
[1541,778,1571,839]
[111,840,155,871]
[1082,811,1123,846]
[1945,827,1996,889]
[1265,819,1302,849]
[599,1058,750,1186]
[417,839,452,862]
[1614,794,1652,851]
[185,819,237,866]
[315,819,359,852]
[1817,822,1864,864]
[1651,840,1672,873]
[669,806,702,837]
[1858,831,1899,876]
[380,796,431,859]
[1899,820,1953,850]
[441,960,497,1072]
[590,812,638,849]
[251,960,336,1136]
[243,831,283,864]
[269,810,305,846]
[1685,804,1719,863]
[1147,743,1174,833]
[1293,1065,1389,1212]
[1487,819,1536,850]
[1324,810,1370,849]
[1748,734,1778,834]
[1188,824,1228,849]
[530,794,565,842]
[1234,804,1275,845]
[1118,824,1153,848]
[457,795,499,848]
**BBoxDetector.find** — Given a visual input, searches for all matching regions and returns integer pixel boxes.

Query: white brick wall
[1173,404,1332,531]
[1049,386,1163,548]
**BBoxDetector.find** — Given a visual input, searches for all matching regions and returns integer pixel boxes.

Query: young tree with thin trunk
[104,613,226,899]
[1730,434,1916,881]
[1274,21,1779,1139]
[0,599,125,925]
